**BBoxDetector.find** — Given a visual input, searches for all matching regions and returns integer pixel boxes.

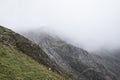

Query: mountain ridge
[0,25,70,80]
[24,30,118,80]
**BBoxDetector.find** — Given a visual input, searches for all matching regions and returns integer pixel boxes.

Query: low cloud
[0,0,120,51]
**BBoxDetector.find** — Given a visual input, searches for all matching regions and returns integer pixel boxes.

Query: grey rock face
[24,32,117,80]
[95,50,120,80]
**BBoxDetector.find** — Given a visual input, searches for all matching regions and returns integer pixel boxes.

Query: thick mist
[0,0,120,51]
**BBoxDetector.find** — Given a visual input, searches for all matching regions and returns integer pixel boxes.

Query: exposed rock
[0,26,71,79]
[24,31,118,80]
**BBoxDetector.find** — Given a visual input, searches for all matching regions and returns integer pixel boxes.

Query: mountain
[24,31,117,80]
[0,26,70,80]
[95,49,120,80]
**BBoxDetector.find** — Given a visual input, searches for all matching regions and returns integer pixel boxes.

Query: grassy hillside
[0,26,69,80]
[0,26,71,78]
[0,42,66,80]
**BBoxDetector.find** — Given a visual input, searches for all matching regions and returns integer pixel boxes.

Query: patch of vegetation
[0,42,67,80]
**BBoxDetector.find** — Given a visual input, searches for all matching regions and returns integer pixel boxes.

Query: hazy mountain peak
[24,30,118,80]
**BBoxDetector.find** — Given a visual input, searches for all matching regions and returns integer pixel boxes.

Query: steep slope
[0,42,66,80]
[0,26,70,80]
[24,32,117,80]
[95,50,120,80]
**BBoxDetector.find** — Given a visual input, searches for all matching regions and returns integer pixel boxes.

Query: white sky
[0,0,120,51]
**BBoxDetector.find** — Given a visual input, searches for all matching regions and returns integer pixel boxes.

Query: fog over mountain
[0,0,120,51]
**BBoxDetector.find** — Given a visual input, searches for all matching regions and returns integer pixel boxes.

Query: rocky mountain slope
[0,26,70,80]
[95,49,120,80]
[24,31,118,80]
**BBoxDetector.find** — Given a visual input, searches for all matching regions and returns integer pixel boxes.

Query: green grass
[0,42,67,80]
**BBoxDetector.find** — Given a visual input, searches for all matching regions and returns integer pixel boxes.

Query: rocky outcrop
[95,50,120,80]
[24,32,117,80]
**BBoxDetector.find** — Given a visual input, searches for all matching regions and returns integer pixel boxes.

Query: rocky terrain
[0,26,70,80]
[0,25,119,80]
[24,31,118,80]
[95,49,120,80]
